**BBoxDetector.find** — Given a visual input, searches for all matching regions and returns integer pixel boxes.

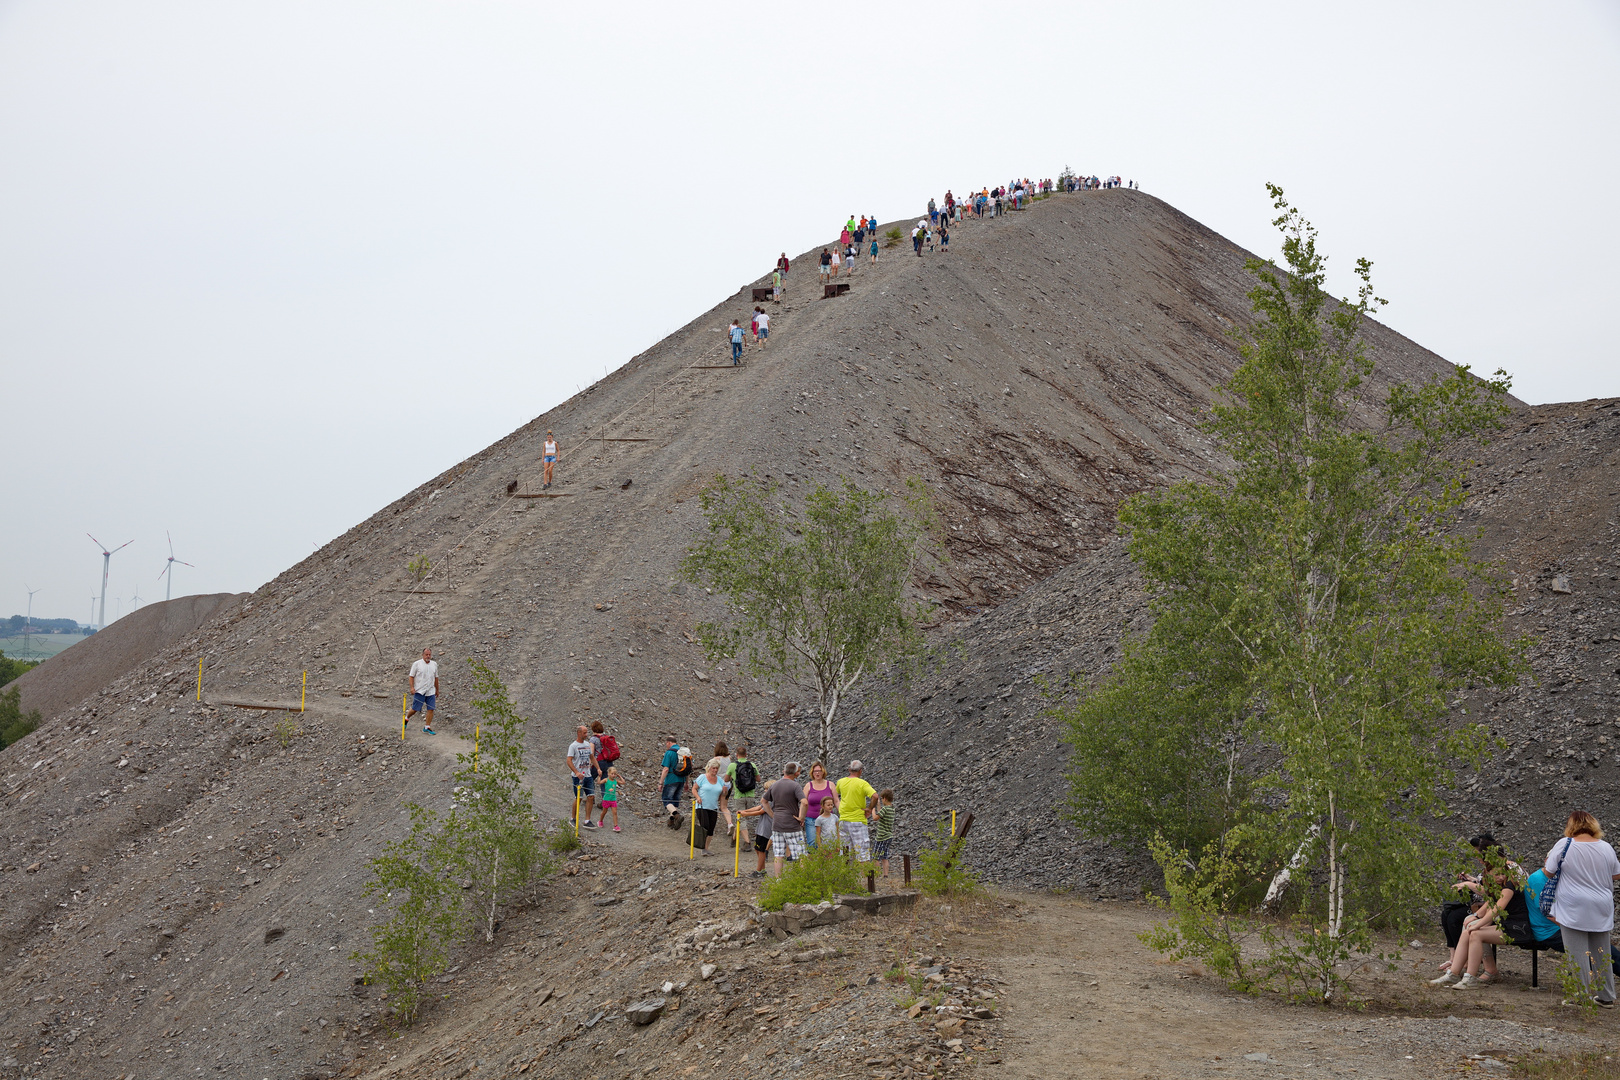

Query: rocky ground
[771,395,1620,895]
[5,186,1612,1078]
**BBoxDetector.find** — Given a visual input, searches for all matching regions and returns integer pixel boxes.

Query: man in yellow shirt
[835,760,878,862]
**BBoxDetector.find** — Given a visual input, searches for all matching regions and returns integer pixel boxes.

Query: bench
[751,287,776,302]
[822,282,850,299]
[1505,939,1560,988]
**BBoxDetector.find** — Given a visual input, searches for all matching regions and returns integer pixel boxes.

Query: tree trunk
[485,847,501,944]
[818,685,841,767]
[1258,824,1319,913]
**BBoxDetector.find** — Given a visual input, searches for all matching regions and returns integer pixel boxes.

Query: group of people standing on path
[818,213,882,284]
[1062,175,1135,191]
[656,736,897,878]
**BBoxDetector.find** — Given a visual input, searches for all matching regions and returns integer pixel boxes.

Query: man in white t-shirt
[566,724,599,828]
[754,308,770,348]
[406,647,440,735]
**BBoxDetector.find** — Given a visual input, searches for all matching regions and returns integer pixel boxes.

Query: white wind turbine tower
[87,534,132,630]
[158,532,194,602]
[23,584,40,660]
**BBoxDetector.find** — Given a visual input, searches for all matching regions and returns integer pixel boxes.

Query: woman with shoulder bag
[1544,810,1620,1008]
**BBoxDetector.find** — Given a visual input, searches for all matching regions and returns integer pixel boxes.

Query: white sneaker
[1429,971,1459,986]
[1451,974,1483,990]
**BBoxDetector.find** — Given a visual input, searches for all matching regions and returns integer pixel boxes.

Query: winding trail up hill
[0,190,1497,1078]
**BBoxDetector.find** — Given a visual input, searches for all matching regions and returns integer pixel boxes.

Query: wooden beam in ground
[510,493,575,499]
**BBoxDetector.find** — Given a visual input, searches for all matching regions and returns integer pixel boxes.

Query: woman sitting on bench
[1433,847,1533,989]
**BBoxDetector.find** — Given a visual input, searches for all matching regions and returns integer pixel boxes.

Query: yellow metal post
[196,658,202,701]
[574,789,581,838]
[301,671,306,713]
[951,809,956,837]
[689,796,697,859]
[401,694,407,740]
[734,817,740,877]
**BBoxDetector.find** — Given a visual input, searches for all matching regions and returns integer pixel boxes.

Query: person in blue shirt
[1525,867,1620,969]
[729,321,745,365]
[658,735,686,827]
[693,761,728,856]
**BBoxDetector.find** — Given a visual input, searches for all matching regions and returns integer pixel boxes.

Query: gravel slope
[0,189,1506,1078]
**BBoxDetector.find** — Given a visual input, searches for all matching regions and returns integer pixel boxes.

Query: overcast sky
[3,1,1617,625]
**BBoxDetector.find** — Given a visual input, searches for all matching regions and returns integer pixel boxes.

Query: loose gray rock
[624,998,666,1025]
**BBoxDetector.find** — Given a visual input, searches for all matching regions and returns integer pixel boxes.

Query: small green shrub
[546,825,582,855]
[757,844,865,911]
[407,555,431,583]
[914,819,980,897]
[883,227,904,248]
[0,685,41,750]
[274,715,301,747]
[1554,949,1607,1015]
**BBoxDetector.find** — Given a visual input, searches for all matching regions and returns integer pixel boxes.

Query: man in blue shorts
[405,647,439,734]
[567,724,599,827]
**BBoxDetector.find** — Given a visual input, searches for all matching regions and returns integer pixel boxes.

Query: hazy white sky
[3,1,1617,623]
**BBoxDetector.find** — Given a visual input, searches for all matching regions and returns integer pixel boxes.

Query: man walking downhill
[405,647,439,735]
[567,724,599,828]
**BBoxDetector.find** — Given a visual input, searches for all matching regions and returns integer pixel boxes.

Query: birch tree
[683,475,936,766]
[1062,186,1526,1000]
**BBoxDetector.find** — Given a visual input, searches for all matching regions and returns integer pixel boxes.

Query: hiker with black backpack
[727,745,761,849]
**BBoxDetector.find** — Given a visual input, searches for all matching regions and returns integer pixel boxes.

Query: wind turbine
[87,534,132,630]
[23,584,40,660]
[130,586,143,611]
[158,532,194,602]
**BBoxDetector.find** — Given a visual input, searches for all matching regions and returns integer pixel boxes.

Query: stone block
[625,998,666,1025]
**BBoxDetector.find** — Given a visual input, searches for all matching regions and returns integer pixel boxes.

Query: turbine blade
[87,533,104,551]
[111,540,133,554]
[176,560,195,568]
[168,531,175,558]
[157,565,168,581]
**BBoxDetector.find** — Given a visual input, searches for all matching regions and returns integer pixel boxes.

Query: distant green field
[0,635,83,662]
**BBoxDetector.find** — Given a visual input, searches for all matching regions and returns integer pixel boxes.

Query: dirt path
[966,894,1617,1079]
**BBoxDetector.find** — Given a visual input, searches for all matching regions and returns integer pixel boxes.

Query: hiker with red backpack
[580,720,620,829]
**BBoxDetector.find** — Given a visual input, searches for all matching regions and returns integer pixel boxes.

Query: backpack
[734,759,758,794]
[597,734,620,763]
[675,750,693,779]
[1540,838,1573,918]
